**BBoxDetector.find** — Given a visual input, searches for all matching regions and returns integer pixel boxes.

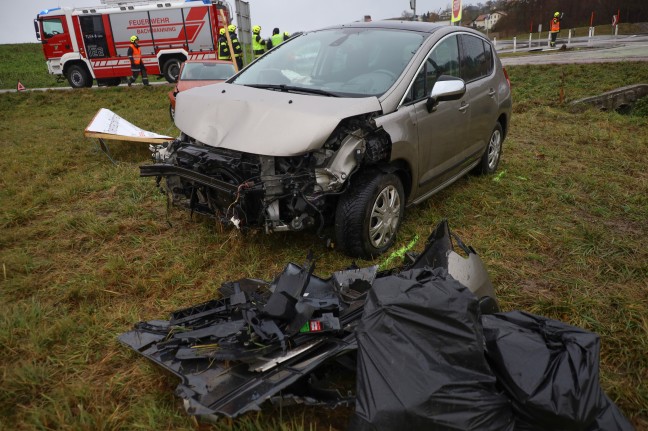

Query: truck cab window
[43,19,64,38]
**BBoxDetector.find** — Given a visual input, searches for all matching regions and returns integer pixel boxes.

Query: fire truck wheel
[163,59,182,83]
[67,65,91,88]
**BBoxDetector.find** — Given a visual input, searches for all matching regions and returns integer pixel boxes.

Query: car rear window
[460,34,493,82]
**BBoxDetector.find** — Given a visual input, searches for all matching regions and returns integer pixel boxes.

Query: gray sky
[2,0,453,44]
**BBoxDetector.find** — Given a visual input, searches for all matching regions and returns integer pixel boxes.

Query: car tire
[335,168,405,259]
[163,59,182,83]
[67,65,91,88]
[475,123,503,175]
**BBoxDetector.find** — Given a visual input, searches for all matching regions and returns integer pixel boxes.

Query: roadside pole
[568,29,572,46]
[513,37,517,53]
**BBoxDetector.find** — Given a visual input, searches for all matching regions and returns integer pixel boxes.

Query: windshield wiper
[245,84,339,97]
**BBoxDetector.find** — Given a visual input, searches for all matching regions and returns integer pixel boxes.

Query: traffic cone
[17,80,26,91]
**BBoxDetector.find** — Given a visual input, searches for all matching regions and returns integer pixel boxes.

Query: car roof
[184,59,233,64]
[316,20,447,34]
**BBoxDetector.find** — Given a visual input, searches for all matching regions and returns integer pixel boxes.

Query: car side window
[460,34,491,82]
[406,35,459,104]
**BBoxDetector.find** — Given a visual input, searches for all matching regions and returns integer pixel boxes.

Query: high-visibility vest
[129,43,142,65]
[271,33,283,48]
[252,34,265,57]
[218,36,230,60]
[551,18,560,33]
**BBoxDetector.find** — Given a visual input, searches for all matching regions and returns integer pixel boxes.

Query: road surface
[498,34,648,66]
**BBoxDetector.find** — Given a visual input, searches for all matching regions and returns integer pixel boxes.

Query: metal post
[529,33,532,48]
[568,29,571,46]
[513,36,517,53]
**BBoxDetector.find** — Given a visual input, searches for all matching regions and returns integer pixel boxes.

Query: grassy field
[1,50,647,430]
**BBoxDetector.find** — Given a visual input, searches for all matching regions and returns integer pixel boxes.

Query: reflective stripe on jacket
[230,35,243,58]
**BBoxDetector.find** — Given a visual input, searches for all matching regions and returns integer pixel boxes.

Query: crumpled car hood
[174,83,383,156]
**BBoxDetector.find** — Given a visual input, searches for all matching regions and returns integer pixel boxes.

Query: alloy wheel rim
[488,129,502,170]
[369,185,401,248]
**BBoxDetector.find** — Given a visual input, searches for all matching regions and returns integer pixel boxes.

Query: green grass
[1,60,647,430]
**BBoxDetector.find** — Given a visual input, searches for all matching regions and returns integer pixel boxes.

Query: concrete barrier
[570,84,648,113]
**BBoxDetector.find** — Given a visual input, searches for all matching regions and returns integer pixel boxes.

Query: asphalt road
[498,34,648,66]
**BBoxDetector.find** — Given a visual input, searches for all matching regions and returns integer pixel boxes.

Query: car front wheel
[476,123,503,175]
[335,169,405,259]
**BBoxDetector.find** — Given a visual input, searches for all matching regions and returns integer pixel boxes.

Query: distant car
[145,22,512,258]
[168,60,236,120]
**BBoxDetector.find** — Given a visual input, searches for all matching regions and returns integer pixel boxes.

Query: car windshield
[181,62,236,81]
[232,27,425,97]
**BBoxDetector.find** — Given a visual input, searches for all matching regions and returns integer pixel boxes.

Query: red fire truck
[34,0,232,88]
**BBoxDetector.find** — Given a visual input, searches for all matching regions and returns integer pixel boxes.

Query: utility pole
[410,0,416,21]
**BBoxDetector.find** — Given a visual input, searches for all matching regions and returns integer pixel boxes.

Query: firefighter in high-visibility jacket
[550,11,564,47]
[217,28,230,61]
[228,24,243,70]
[267,27,285,50]
[252,25,267,58]
[127,35,149,86]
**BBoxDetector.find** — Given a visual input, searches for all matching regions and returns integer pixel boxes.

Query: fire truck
[34,0,232,88]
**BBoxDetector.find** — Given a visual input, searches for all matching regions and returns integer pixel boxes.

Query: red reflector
[503,67,511,87]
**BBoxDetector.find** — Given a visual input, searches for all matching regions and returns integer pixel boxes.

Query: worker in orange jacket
[550,12,564,48]
[127,35,149,86]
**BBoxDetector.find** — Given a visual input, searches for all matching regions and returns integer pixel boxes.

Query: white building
[474,12,505,30]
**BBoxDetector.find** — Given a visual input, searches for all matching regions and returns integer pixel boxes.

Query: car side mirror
[426,75,466,113]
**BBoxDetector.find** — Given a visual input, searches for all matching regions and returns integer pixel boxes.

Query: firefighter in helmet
[252,25,267,58]
[127,35,149,86]
[228,24,243,70]
[550,11,564,48]
[217,28,231,61]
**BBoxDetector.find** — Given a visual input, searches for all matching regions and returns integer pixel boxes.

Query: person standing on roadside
[127,35,149,86]
[252,25,268,58]
[267,27,284,50]
[217,28,231,61]
[228,24,243,70]
[550,11,564,48]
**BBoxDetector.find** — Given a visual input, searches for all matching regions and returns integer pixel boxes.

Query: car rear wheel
[335,169,404,259]
[476,123,503,175]
[163,59,182,83]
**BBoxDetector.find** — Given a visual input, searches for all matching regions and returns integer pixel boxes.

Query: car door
[460,34,499,157]
[407,34,470,196]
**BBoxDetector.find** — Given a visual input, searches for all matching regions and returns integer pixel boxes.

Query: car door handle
[488,88,496,97]
[458,102,469,112]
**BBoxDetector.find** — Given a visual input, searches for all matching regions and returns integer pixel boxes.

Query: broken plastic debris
[230,216,241,229]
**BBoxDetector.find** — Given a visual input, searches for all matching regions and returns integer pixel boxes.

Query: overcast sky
[2,0,454,44]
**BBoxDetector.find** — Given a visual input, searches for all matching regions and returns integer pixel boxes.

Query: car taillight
[503,67,510,87]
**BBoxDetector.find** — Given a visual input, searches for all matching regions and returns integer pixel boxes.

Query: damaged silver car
[142,21,512,258]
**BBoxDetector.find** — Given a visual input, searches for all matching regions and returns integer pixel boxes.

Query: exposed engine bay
[141,114,390,234]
